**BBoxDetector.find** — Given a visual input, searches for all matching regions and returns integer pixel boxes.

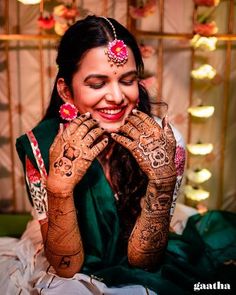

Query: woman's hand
[111,110,177,269]
[111,110,176,193]
[47,112,108,193]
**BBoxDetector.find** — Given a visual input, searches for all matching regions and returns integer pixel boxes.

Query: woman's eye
[89,82,105,89]
[121,79,136,86]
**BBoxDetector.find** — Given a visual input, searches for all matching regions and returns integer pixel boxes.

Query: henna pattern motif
[45,190,85,276]
[47,113,108,193]
[111,110,176,189]
[59,256,71,268]
[111,110,178,269]
[139,221,168,250]
[45,114,108,277]
[145,191,171,213]
[138,132,169,169]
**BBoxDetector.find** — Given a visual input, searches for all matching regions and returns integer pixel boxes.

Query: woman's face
[70,46,139,132]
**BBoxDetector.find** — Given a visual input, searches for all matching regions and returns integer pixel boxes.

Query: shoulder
[16,118,60,171]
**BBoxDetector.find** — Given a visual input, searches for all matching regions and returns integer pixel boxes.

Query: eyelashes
[89,82,105,89]
[88,78,138,89]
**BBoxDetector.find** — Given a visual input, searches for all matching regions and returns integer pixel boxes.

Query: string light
[187,143,213,155]
[184,185,210,201]
[191,64,216,80]
[187,168,212,183]
[188,105,215,118]
[190,34,217,51]
[18,0,41,4]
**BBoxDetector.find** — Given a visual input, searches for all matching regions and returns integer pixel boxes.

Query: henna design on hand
[45,190,84,277]
[47,113,108,192]
[136,215,169,250]
[111,110,178,269]
[138,132,169,169]
[59,256,71,268]
[111,110,176,191]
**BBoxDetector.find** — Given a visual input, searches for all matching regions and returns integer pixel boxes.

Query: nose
[105,83,124,105]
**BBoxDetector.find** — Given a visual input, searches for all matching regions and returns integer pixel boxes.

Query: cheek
[127,86,139,104]
[73,89,101,112]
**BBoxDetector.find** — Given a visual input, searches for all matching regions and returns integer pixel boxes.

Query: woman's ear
[57,78,74,104]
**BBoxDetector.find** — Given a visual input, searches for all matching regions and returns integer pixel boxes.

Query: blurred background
[0,0,235,214]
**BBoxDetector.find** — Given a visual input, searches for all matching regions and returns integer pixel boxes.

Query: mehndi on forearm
[128,180,175,270]
[45,189,84,277]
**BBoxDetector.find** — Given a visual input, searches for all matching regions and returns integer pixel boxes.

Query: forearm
[128,180,174,270]
[45,189,84,277]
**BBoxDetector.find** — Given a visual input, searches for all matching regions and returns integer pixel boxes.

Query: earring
[59,102,78,121]
[136,98,140,108]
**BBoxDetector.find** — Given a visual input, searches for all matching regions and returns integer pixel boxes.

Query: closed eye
[88,82,105,89]
[121,78,137,86]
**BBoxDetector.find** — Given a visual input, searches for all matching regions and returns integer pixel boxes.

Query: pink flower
[129,0,157,19]
[110,40,127,56]
[194,21,218,36]
[38,15,55,30]
[107,40,128,65]
[174,146,186,176]
[193,0,220,7]
[59,103,78,121]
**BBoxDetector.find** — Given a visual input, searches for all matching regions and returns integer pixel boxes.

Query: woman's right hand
[47,112,108,193]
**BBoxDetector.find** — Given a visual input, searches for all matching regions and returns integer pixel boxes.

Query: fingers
[50,124,64,154]
[111,133,136,151]
[162,116,176,145]
[83,127,106,146]
[74,118,98,139]
[90,138,109,158]
[119,122,140,140]
[66,112,91,135]
[132,109,160,129]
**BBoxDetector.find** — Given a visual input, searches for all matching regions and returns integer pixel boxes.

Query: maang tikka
[101,16,128,67]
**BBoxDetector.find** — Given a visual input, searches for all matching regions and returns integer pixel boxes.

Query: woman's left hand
[111,110,177,192]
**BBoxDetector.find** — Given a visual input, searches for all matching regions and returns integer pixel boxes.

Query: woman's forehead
[77,46,137,76]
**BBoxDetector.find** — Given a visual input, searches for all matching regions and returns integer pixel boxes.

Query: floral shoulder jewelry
[101,16,128,67]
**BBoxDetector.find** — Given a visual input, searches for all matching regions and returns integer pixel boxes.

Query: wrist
[46,175,73,195]
[148,175,176,193]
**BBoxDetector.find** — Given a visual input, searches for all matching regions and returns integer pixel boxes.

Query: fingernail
[59,123,64,132]
[132,109,139,114]
[104,138,108,143]
[162,115,169,128]
[165,115,169,124]
[81,112,90,118]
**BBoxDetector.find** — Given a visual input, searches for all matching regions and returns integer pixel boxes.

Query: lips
[96,106,127,121]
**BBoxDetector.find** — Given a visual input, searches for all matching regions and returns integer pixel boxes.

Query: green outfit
[16,118,236,295]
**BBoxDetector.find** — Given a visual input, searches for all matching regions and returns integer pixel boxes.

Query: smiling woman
[14,15,185,295]
[57,47,139,132]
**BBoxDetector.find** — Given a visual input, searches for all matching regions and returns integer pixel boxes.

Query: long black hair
[43,15,151,242]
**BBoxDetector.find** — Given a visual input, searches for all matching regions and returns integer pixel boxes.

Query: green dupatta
[16,118,236,295]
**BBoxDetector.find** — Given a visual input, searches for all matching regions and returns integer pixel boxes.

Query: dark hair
[43,15,151,243]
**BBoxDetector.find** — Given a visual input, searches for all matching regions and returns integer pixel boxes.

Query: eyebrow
[84,70,138,83]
